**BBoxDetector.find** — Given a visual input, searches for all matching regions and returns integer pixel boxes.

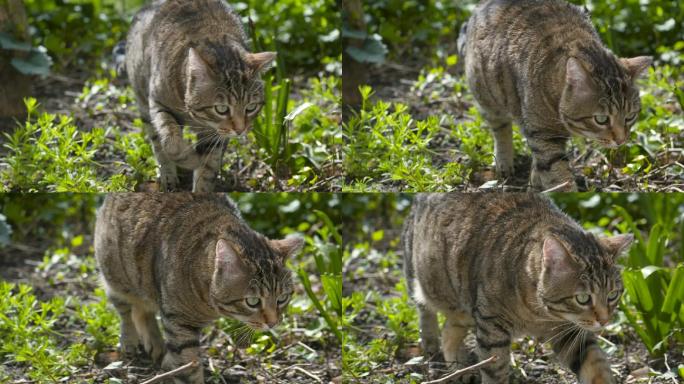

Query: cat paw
[192,180,215,192]
[159,172,179,191]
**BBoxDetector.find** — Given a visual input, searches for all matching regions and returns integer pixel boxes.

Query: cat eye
[593,114,610,125]
[607,290,621,301]
[625,113,637,122]
[245,297,261,308]
[276,293,291,306]
[575,293,591,305]
[214,104,230,116]
[245,103,259,115]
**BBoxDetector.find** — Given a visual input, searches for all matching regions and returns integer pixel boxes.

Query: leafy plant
[0,32,53,76]
[611,199,684,356]
[296,209,342,342]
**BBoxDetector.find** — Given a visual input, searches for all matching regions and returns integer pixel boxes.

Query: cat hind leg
[109,294,141,359]
[131,305,165,365]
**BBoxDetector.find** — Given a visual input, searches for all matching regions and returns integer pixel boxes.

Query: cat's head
[559,54,652,148]
[209,235,303,330]
[538,230,633,332]
[184,46,276,137]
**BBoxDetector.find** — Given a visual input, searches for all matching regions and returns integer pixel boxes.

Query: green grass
[0,73,341,192]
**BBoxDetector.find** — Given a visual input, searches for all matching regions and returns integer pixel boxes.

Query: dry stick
[290,366,323,383]
[140,361,199,384]
[541,181,571,193]
[421,355,498,384]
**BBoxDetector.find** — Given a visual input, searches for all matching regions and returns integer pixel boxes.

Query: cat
[403,193,633,384]
[460,0,652,191]
[123,0,276,192]
[94,193,303,383]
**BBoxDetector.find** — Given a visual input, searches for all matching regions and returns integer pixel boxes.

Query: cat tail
[401,203,416,298]
[113,40,127,78]
[457,19,468,59]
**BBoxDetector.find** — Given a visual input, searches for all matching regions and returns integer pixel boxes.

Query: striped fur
[461,0,652,191]
[94,194,302,383]
[403,193,632,384]
[125,0,276,192]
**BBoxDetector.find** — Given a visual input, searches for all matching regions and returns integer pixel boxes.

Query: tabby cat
[460,0,652,191]
[124,0,276,192]
[94,194,302,383]
[403,193,633,384]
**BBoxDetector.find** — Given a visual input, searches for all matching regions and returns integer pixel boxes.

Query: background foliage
[22,0,339,73]
[362,0,684,65]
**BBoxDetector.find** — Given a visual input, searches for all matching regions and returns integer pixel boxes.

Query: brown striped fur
[462,0,652,191]
[94,193,302,383]
[125,0,276,192]
[403,193,633,383]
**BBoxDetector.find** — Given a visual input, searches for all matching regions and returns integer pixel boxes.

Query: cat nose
[232,116,247,134]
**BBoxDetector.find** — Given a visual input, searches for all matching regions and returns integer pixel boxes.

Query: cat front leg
[192,135,224,192]
[474,322,511,384]
[526,133,577,191]
[161,316,203,384]
[144,123,178,191]
[553,333,615,384]
[150,100,202,181]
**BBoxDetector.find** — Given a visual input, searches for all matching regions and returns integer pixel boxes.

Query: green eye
[277,293,291,306]
[575,293,591,305]
[215,104,230,115]
[245,103,259,115]
[245,297,261,307]
[593,114,610,125]
[607,290,620,301]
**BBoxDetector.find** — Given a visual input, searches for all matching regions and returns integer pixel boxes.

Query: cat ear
[246,51,277,74]
[215,238,245,273]
[269,235,304,261]
[542,236,578,275]
[620,56,652,79]
[600,234,634,259]
[187,47,215,85]
[565,57,594,91]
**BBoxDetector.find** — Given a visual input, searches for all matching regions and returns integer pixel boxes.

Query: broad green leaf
[662,265,684,314]
[0,32,32,51]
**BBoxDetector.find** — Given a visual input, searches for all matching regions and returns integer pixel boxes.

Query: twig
[421,355,498,384]
[140,360,199,384]
[541,181,571,193]
[291,366,323,383]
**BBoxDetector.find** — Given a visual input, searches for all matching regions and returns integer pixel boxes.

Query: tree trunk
[342,0,367,115]
[0,0,32,119]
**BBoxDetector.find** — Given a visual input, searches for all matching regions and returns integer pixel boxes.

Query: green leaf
[662,265,684,314]
[0,32,32,51]
[0,213,11,247]
[11,49,53,76]
[346,34,387,64]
